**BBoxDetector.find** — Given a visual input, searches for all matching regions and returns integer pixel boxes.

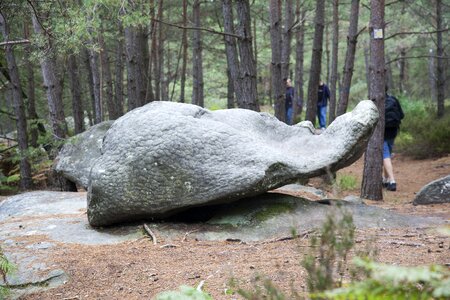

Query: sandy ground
[7,154,450,299]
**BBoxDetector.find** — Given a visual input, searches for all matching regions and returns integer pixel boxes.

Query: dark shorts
[383,139,395,159]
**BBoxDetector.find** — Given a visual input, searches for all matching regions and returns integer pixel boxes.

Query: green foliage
[395,99,450,158]
[0,246,15,299]
[334,174,358,191]
[323,258,450,300]
[154,285,213,300]
[302,207,356,293]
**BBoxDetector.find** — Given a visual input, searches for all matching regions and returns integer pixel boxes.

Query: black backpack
[385,95,404,128]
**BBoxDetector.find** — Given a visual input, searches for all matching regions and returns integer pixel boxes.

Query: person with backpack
[284,78,295,125]
[383,90,404,191]
[317,80,330,130]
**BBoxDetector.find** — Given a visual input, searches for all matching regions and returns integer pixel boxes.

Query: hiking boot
[383,181,389,188]
[387,182,397,191]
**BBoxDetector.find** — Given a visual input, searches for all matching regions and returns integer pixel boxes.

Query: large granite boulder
[413,175,450,205]
[84,100,378,226]
[54,121,113,189]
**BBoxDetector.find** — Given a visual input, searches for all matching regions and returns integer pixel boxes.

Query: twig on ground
[182,229,199,242]
[143,223,157,245]
[160,244,178,249]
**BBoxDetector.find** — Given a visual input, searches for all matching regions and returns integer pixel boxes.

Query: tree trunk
[361,0,385,201]
[281,0,293,80]
[328,0,339,124]
[385,54,394,92]
[363,42,370,97]
[428,49,437,103]
[180,0,188,103]
[145,2,155,103]
[435,0,445,118]
[23,22,39,147]
[398,48,406,94]
[1,12,33,190]
[305,0,326,125]
[236,0,259,111]
[269,0,284,121]
[82,48,94,126]
[191,0,204,107]
[30,8,67,140]
[114,21,124,116]
[222,0,241,106]
[337,0,360,116]
[136,26,147,105]
[99,31,117,120]
[124,26,138,110]
[67,54,85,134]
[294,0,305,120]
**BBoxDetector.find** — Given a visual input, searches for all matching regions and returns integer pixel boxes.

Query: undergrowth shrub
[0,246,15,299]
[395,100,450,158]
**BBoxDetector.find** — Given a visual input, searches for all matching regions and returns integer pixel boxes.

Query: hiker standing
[285,78,295,125]
[383,91,404,191]
[317,81,330,129]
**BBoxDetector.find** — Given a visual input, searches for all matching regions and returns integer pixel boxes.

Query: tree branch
[0,109,16,120]
[0,39,30,47]
[385,28,449,40]
[152,18,243,39]
[386,55,450,65]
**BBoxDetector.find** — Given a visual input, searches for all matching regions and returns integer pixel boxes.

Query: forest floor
[6,153,450,299]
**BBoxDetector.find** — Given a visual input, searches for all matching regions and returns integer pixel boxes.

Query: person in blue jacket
[317,81,330,129]
[285,78,295,125]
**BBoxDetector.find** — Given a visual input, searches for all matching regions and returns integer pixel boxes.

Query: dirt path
[12,154,450,299]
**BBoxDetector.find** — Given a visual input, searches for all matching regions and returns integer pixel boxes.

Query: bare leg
[383,157,395,182]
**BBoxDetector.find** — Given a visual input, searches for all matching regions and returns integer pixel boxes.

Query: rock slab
[413,175,450,205]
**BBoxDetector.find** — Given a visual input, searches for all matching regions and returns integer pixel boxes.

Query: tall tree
[99,29,118,120]
[235,0,259,111]
[0,12,33,190]
[114,21,124,116]
[191,0,204,107]
[361,0,385,201]
[269,0,284,121]
[435,0,445,118]
[179,0,188,103]
[328,0,339,124]
[23,22,39,147]
[305,0,326,125]
[294,0,306,120]
[67,54,85,134]
[30,2,68,140]
[337,0,360,116]
[281,0,293,80]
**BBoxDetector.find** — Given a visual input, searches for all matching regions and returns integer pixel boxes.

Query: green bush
[0,246,15,299]
[395,99,450,158]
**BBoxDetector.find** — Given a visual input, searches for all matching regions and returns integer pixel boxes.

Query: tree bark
[67,54,85,134]
[305,0,326,125]
[222,0,240,107]
[30,6,67,140]
[270,0,284,121]
[397,47,406,94]
[180,0,188,103]
[428,48,436,103]
[235,0,259,111]
[328,0,339,124]
[435,0,445,118]
[337,0,360,116]
[1,12,33,190]
[294,0,305,120]
[82,48,94,126]
[23,22,39,147]
[114,21,124,117]
[361,0,385,201]
[99,30,117,120]
[191,0,204,107]
[124,26,138,110]
[281,0,293,81]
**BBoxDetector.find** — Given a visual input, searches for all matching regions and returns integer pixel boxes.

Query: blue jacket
[285,86,295,109]
[317,83,330,107]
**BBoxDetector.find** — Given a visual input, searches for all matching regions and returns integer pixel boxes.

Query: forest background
[0,0,449,199]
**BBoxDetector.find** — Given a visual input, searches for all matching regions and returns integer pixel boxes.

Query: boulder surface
[84,100,378,226]
[413,175,450,205]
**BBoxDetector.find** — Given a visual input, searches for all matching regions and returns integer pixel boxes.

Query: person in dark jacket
[383,92,404,192]
[317,81,330,129]
[285,78,295,125]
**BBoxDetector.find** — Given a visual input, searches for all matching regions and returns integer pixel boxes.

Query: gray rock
[413,175,450,205]
[54,121,113,188]
[86,100,378,226]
